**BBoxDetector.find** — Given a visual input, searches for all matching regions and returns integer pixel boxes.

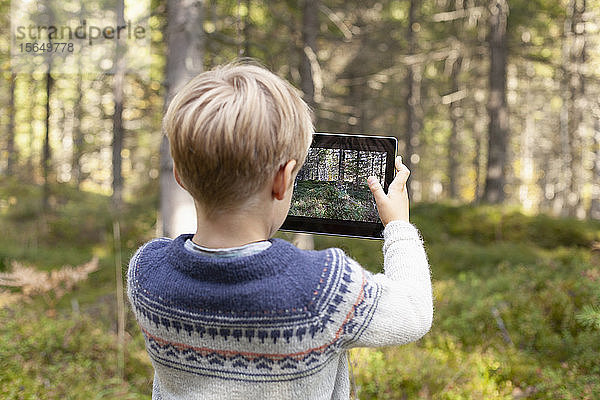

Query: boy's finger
[389,165,410,193]
[395,156,403,171]
[367,176,387,203]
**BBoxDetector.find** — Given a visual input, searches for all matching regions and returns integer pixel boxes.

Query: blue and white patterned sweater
[127,220,433,399]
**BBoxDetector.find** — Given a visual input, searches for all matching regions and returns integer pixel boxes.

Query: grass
[1,177,600,399]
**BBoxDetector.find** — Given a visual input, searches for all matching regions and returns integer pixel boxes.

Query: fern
[0,257,98,310]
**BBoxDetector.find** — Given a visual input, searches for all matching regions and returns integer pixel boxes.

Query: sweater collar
[165,234,295,283]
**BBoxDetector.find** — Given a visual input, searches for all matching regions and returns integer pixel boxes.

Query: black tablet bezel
[280,132,397,239]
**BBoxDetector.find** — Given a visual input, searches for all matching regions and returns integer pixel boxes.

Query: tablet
[281,133,397,239]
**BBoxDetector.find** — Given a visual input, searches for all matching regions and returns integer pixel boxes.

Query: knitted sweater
[126,220,433,400]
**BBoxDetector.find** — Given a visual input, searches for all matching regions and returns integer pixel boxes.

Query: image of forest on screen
[289,147,387,222]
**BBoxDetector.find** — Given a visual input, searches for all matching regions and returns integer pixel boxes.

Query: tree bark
[71,3,85,187]
[555,22,570,215]
[160,0,204,237]
[447,0,465,200]
[338,149,345,182]
[112,0,126,212]
[448,55,463,199]
[519,64,535,211]
[243,0,251,57]
[482,0,509,204]
[555,0,587,218]
[41,2,56,211]
[72,70,84,187]
[6,72,17,176]
[293,0,319,251]
[355,150,361,187]
[590,115,600,219]
[566,0,586,217]
[473,120,482,203]
[404,0,422,184]
[300,0,319,110]
[42,70,53,211]
[25,75,35,180]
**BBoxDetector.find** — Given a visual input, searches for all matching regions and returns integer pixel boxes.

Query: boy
[127,61,433,400]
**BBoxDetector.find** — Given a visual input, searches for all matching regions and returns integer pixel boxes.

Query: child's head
[163,61,314,217]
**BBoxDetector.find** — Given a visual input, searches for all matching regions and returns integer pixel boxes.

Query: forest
[1,0,600,398]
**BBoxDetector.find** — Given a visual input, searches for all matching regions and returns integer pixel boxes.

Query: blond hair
[163,61,314,216]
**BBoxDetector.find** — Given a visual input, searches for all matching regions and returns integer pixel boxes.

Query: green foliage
[0,305,152,399]
[2,193,600,399]
[576,304,600,330]
[575,284,600,331]
[411,202,600,249]
[350,336,517,400]
[0,176,157,269]
[347,203,600,399]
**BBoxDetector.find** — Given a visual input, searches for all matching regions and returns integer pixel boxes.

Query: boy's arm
[344,219,433,347]
[343,156,432,346]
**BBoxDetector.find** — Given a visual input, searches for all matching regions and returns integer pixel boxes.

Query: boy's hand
[367,156,410,226]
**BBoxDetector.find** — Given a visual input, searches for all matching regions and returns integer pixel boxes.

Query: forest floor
[290,179,378,222]
[1,176,600,399]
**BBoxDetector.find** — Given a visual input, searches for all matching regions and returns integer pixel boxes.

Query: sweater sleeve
[345,219,433,348]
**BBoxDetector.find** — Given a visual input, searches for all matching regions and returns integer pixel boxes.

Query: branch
[318,4,353,41]
[303,46,323,103]
[431,7,485,22]
[442,89,468,104]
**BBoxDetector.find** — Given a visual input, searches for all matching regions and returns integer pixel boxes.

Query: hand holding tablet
[367,156,410,226]
[281,132,399,239]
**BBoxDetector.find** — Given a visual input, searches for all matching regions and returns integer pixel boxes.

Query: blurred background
[1,0,600,399]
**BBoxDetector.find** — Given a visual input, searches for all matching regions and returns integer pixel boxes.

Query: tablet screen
[281,133,397,239]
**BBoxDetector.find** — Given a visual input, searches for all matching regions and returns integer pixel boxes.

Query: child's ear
[173,165,186,189]
[272,160,297,201]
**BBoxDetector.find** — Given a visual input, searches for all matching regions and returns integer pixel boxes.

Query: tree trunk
[292,0,319,251]
[243,0,251,57]
[111,0,127,373]
[566,0,586,218]
[25,75,35,181]
[41,2,58,211]
[447,0,465,200]
[112,0,126,212]
[590,115,600,219]
[355,150,361,187]
[448,55,463,199]
[300,0,318,110]
[482,0,509,204]
[471,61,487,205]
[71,3,85,187]
[338,149,345,182]
[555,0,587,218]
[160,0,204,237]
[555,30,570,215]
[72,70,84,187]
[404,0,422,185]
[519,64,535,212]
[42,70,53,211]
[6,72,17,176]
[473,119,483,203]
